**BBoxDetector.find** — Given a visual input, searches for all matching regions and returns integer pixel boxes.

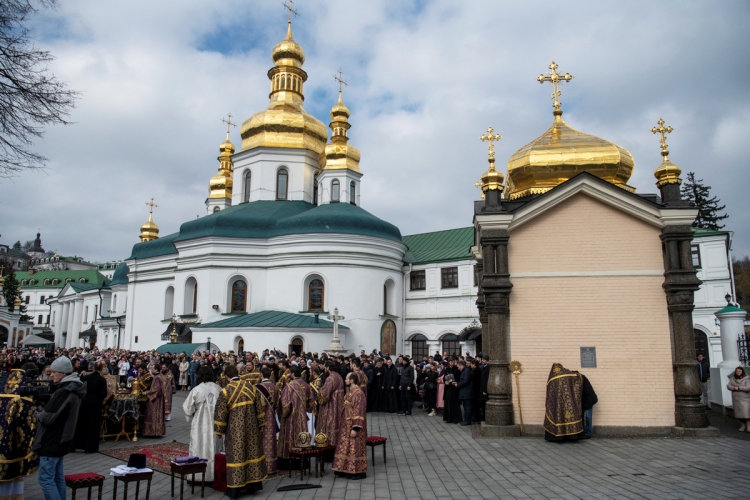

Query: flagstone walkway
[23,391,750,499]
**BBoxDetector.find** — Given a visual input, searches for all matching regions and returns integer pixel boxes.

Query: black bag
[424,381,436,391]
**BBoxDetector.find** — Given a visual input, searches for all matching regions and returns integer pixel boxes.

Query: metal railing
[739,334,749,366]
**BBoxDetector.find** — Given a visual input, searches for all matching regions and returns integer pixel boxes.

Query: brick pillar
[661,225,709,429]
[480,228,516,435]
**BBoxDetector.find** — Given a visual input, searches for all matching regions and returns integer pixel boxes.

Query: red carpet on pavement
[100,441,190,475]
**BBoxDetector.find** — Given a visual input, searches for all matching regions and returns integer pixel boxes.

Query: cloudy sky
[2,0,749,262]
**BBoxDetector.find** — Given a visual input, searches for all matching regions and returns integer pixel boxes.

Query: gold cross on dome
[651,118,673,159]
[145,198,158,214]
[221,113,237,137]
[480,127,502,159]
[282,0,298,21]
[333,69,348,92]
[537,61,574,112]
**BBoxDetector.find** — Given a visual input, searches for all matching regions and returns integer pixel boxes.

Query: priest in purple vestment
[333,372,368,479]
[142,364,166,437]
[316,361,344,447]
[256,367,279,475]
[278,367,314,463]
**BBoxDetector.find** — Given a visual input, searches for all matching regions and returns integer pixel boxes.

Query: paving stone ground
[22,391,750,499]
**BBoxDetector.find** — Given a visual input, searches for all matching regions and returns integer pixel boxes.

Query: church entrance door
[381,320,396,356]
[289,337,303,357]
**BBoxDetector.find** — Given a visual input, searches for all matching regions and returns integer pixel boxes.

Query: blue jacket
[456,367,474,400]
[188,360,200,374]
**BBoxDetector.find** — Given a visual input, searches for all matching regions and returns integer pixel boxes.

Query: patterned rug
[99,441,190,475]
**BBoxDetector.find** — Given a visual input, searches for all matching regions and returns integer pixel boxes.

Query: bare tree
[0,0,78,177]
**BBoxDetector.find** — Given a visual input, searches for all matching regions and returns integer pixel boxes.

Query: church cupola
[651,118,683,204]
[475,127,504,202]
[207,115,236,214]
[140,198,159,242]
[317,74,363,206]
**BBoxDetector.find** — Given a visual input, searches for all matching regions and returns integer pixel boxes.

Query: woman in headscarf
[727,366,750,431]
[543,363,583,441]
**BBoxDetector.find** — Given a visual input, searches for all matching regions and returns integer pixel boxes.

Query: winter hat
[50,357,73,374]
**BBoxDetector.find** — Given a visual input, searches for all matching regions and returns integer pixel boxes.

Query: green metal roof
[68,282,105,293]
[128,201,401,261]
[402,227,474,265]
[195,310,349,330]
[692,228,731,237]
[109,263,129,285]
[155,343,217,355]
[17,270,108,289]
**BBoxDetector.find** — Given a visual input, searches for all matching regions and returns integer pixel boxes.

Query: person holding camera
[32,356,86,500]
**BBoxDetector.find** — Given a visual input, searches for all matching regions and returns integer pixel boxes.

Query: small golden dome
[320,91,361,173]
[140,212,159,242]
[477,159,505,193]
[507,113,635,200]
[241,20,327,154]
[650,118,681,187]
[209,134,234,199]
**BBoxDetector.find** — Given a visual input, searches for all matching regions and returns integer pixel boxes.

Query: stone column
[66,301,76,348]
[69,300,83,349]
[660,225,709,430]
[714,306,747,409]
[480,228,516,436]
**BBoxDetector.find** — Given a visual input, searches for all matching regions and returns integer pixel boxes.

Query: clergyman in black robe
[73,361,109,453]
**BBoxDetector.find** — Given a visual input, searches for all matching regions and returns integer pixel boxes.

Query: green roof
[68,282,105,293]
[128,201,402,260]
[195,310,349,330]
[402,227,474,265]
[17,270,108,289]
[109,263,129,285]
[692,228,730,237]
[715,305,746,315]
[155,343,216,355]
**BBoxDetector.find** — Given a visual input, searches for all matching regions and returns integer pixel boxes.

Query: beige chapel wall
[507,193,675,427]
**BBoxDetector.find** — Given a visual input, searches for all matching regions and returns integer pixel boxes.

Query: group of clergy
[180,358,368,498]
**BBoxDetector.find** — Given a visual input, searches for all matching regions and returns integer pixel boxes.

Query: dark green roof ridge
[402,226,474,265]
[196,310,349,330]
[17,270,108,289]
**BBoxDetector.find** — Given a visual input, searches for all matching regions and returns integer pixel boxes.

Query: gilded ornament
[297,431,312,448]
[314,433,328,447]
[321,73,361,173]
[209,114,236,200]
[651,118,682,187]
[140,198,159,242]
[475,127,504,193]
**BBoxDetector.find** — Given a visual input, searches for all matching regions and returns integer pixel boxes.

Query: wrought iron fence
[739,334,749,366]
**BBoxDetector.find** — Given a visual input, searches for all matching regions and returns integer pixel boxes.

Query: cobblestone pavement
[22,391,750,499]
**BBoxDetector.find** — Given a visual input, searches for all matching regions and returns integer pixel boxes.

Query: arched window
[383,285,388,315]
[29,279,35,286]
[231,280,247,313]
[52,279,58,285]
[289,336,303,357]
[308,279,324,310]
[381,320,397,355]
[65,278,72,283]
[237,337,245,355]
[243,170,251,202]
[44,279,50,285]
[185,277,198,314]
[21,280,27,286]
[164,286,174,319]
[410,334,428,360]
[350,181,356,205]
[276,168,288,200]
[281,74,286,89]
[213,206,220,213]
[442,333,461,356]
[79,278,86,283]
[331,179,340,202]
[313,180,318,206]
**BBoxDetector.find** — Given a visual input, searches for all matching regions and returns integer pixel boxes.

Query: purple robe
[256,380,278,474]
[142,374,165,436]
[316,371,344,446]
[278,378,314,459]
[332,385,368,475]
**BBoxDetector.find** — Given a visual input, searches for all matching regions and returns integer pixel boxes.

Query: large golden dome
[240,21,327,154]
[506,112,635,200]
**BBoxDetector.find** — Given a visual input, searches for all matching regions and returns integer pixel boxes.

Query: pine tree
[2,268,22,314]
[734,256,750,310]
[680,172,729,230]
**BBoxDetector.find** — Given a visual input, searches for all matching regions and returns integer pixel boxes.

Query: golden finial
[140,198,159,242]
[282,0,298,22]
[651,118,673,160]
[145,198,158,215]
[333,69,348,93]
[537,61,574,115]
[476,126,504,194]
[221,113,237,140]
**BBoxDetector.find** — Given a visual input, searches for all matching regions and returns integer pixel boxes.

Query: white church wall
[231,147,320,204]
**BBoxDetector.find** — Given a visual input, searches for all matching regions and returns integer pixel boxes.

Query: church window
[21,280,27,285]
[308,279,324,311]
[39,295,44,304]
[244,170,251,202]
[184,277,198,314]
[691,245,701,269]
[213,206,220,213]
[441,333,461,356]
[441,267,458,288]
[44,279,50,286]
[410,270,426,290]
[66,278,71,283]
[313,179,318,206]
[276,168,288,200]
[331,179,340,202]
[79,278,86,283]
[381,320,397,355]
[474,265,479,286]
[231,280,247,313]
[383,285,388,315]
[281,74,286,89]
[192,284,198,313]
[350,181,356,205]
[410,334,428,360]
[38,315,42,325]
[164,286,174,319]
[24,296,29,304]
[52,279,58,285]
[29,279,35,286]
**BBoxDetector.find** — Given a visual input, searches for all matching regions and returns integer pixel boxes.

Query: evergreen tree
[734,256,750,310]
[680,172,729,230]
[2,268,23,315]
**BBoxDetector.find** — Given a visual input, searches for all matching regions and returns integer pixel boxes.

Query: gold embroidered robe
[332,385,368,475]
[213,379,267,489]
[278,378,314,459]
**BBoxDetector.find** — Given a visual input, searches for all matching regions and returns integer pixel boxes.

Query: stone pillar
[713,306,747,409]
[480,228,517,436]
[69,300,83,349]
[660,225,709,430]
[65,301,76,348]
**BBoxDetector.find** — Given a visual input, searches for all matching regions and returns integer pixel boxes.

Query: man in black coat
[397,357,415,416]
[73,361,109,453]
[478,355,490,421]
[697,354,710,408]
[580,373,598,439]
[455,360,474,426]
[469,359,482,422]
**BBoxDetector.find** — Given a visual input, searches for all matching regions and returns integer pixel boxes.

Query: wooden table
[112,471,153,500]
[289,445,336,479]
[170,461,207,499]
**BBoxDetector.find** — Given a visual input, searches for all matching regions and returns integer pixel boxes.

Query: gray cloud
[2,0,748,262]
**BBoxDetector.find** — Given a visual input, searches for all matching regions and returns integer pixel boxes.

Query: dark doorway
[289,337,303,357]
[694,329,709,363]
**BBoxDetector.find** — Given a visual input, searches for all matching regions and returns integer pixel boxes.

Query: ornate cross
[145,198,158,214]
[326,307,346,351]
[480,126,502,159]
[537,61,573,112]
[651,118,673,159]
[333,69,348,92]
[221,113,236,136]
[282,0,298,21]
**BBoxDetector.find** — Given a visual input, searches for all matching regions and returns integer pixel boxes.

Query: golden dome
[476,127,504,195]
[209,133,235,199]
[320,91,361,172]
[240,21,327,154]
[140,212,159,242]
[507,113,635,200]
[651,118,682,187]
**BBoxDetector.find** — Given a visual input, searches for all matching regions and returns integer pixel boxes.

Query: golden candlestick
[509,360,524,436]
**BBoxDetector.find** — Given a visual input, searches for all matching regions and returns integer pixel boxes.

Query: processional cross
[282,0,298,21]
[651,118,673,160]
[333,69,348,92]
[536,61,574,113]
[221,113,236,138]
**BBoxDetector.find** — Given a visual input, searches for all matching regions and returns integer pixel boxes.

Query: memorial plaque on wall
[580,347,597,368]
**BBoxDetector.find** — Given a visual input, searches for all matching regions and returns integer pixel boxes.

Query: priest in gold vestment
[333,372,368,479]
[213,365,267,497]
